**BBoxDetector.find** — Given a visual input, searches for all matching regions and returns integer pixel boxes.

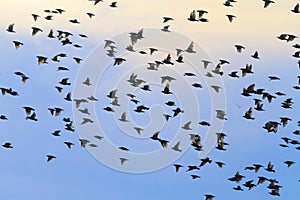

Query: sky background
[0,0,300,199]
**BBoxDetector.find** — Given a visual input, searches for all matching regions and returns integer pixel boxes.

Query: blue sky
[0,0,300,199]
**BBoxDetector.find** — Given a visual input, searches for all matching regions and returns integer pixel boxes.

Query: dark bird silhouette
[284,161,295,167]
[263,0,275,8]
[265,161,275,172]
[186,165,200,172]
[69,19,80,24]
[226,14,236,22]
[251,51,260,59]
[243,107,254,120]
[229,71,239,78]
[26,112,38,121]
[215,161,225,168]
[12,41,23,49]
[31,27,43,36]
[37,56,48,65]
[64,142,74,149]
[59,78,71,86]
[31,14,40,21]
[2,142,13,148]
[235,45,245,53]
[188,10,198,22]
[172,107,184,117]
[197,10,208,18]
[7,23,15,33]
[110,2,117,8]
[163,16,174,23]
[114,57,126,66]
[46,155,56,162]
[163,54,174,65]
[173,164,183,172]
[161,83,172,95]
[291,3,300,13]
[87,12,95,18]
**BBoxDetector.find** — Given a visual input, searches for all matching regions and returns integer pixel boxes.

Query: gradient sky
[0,0,300,199]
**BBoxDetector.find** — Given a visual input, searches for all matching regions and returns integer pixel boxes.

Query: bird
[12,41,23,49]
[64,142,74,149]
[171,141,182,152]
[59,78,71,86]
[188,10,198,22]
[31,27,43,36]
[233,185,243,191]
[199,157,212,167]
[104,107,115,112]
[119,158,128,165]
[228,171,245,183]
[82,78,92,86]
[150,131,160,141]
[110,2,118,8]
[45,15,53,20]
[134,127,143,134]
[229,71,239,78]
[46,155,56,162]
[223,0,234,7]
[114,57,126,66]
[291,3,300,13]
[251,51,260,59]
[243,107,255,120]
[2,142,13,148]
[31,14,40,21]
[163,17,174,23]
[26,112,38,121]
[51,130,61,137]
[165,101,176,106]
[90,0,103,5]
[184,72,196,77]
[161,76,176,84]
[265,161,275,172]
[6,23,15,33]
[74,99,88,108]
[119,112,128,122]
[215,161,225,168]
[197,10,208,18]
[192,83,202,88]
[191,175,200,179]
[202,60,211,69]
[69,19,80,24]
[216,110,227,120]
[268,76,280,81]
[94,135,104,140]
[280,117,291,127]
[186,165,200,172]
[226,14,236,23]
[23,106,35,115]
[87,12,95,18]
[79,139,90,147]
[205,194,215,200]
[162,54,174,65]
[182,121,192,130]
[211,85,221,93]
[162,83,172,94]
[235,45,245,53]
[284,161,295,168]
[119,147,129,151]
[263,0,275,8]
[185,42,196,53]
[81,118,94,125]
[37,56,48,65]
[64,92,72,101]
[173,164,183,172]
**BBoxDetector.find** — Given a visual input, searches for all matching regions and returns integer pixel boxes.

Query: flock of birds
[1,0,300,199]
